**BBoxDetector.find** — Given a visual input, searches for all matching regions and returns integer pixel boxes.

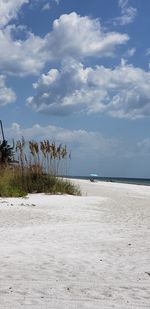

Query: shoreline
[65,175,150,187]
[70,177,150,197]
[0,179,150,308]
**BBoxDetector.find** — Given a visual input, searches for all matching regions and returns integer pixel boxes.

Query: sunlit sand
[0,179,150,308]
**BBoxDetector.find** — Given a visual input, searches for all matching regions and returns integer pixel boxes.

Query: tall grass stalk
[0,138,80,197]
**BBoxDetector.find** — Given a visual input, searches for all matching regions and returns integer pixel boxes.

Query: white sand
[0,179,150,308]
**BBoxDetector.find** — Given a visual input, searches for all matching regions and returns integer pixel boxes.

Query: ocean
[66,176,150,186]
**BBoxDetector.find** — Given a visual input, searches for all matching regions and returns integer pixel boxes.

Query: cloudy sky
[0,0,150,178]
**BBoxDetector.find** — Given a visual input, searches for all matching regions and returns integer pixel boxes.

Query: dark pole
[0,120,5,141]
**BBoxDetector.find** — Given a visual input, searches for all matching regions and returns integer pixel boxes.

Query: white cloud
[5,122,150,176]
[45,12,129,59]
[125,47,136,57]
[0,0,60,27]
[0,12,129,76]
[5,122,121,159]
[9,122,141,165]
[30,0,59,11]
[113,0,137,26]
[42,3,51,11]
[27,59,150,119]
[0,0,29,28]
[5,122,121,175]
[146,49,150,69]
[33,0,60,11]
[0,75,16,106]
[146,48,150,56]
[0,25,48,76]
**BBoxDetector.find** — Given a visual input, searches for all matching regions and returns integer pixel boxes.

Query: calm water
[67,176,150,186]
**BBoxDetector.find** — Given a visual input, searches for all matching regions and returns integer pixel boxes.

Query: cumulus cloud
[27,59,150,119]
[0,0,60,27]
[0,12,129,76]
[113,0,137,26]
[0,0,29,28]
[0,75,16,106]
[45,12,129,59]
[0,25,48,76]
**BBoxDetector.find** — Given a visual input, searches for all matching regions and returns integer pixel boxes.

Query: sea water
[67,176,150,186]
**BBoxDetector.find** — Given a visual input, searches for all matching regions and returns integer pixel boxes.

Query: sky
[0,0,150,178]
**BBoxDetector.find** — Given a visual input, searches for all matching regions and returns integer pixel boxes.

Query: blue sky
[0,0,150,177]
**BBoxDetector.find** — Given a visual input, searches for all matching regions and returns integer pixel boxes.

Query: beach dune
[0,179,150,308]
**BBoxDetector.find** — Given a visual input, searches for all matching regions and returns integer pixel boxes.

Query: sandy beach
[0,179,150,308]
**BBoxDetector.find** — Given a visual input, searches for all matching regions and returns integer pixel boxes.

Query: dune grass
[0,138,80,197]
[0,166,80,197]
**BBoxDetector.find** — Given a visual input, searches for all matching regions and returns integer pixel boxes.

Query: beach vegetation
[0,139,14,166]
[0,138,80,197]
